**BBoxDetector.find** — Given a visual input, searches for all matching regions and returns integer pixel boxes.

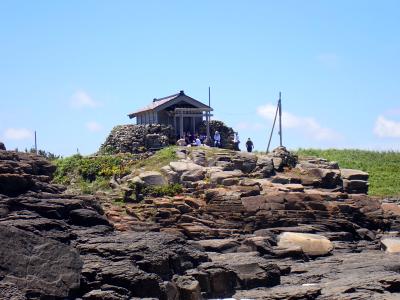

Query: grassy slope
[295,149,400,197]
[52,147,178,194]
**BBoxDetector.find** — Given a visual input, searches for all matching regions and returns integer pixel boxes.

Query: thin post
[207,86,211,145]
[266,100,279,153]
[278,92,283,147]
[206,112,210,144]
[34,131,37,154]
[208,86,211,107]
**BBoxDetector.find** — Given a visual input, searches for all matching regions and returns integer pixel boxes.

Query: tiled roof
[131,93,180,115]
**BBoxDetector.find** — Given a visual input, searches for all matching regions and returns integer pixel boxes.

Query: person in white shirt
[195,136,202,146]
[213,131,221,147]
[233,132,240,151]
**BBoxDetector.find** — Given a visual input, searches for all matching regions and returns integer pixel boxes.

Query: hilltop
[1,145,400,299]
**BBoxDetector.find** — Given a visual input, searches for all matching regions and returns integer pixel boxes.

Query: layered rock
[3,147,400,299]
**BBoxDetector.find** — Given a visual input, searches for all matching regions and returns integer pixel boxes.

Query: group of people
[177,130,254,152]
[181,132,206,147]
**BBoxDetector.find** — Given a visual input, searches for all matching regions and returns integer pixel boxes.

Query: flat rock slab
[341,168,369,180]
[169,161,204,173]
[0,225,82,298]
[381,237,400,253]
[233,284,322,300]
[196,238,240,253]
[278,232,333,256]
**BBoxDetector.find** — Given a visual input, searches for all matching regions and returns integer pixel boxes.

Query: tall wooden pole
[34,130,37,154]
[278,92,282,147]
[206,86,211,144]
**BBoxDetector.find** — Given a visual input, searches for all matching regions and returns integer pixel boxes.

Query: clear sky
[1,1,400,156]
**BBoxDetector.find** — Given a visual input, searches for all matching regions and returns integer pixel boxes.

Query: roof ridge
[153,92,180,102]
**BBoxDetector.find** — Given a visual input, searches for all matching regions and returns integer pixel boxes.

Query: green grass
[52,146,179,194]
[295,149,400,197]
[133,146,177,172]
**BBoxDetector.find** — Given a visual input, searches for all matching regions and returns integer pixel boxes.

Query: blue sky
[1,1,400,155]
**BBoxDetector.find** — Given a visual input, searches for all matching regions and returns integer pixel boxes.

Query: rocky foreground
[1,147,400,299]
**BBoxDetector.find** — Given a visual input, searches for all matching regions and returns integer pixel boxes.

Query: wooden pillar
[174,115,177,136]
[180,114,184,138]
[191,117,196,135]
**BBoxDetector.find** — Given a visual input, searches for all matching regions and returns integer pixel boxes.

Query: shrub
[53,154,134,184]
[143,184,183,197]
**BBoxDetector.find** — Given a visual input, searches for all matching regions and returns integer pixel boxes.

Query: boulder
[233,152,257,173]
[170,161,201,173]
[252,155,274,178]
[209,170,243,185]
[206,252,281,289]
[173,275,201,300]
[0,142,5,150]
[381,238,400,253]
[139,171,167,186]
[270,146,297,170]
[278,232,334,256]
[160,166,179,184]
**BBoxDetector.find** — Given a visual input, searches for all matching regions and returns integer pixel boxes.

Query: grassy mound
[296,149,400,197]
[52,147,179,194]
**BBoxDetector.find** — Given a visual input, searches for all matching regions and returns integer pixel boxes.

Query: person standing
[246,138,254,152]
[233,132,240,151]
[213,131,221,147]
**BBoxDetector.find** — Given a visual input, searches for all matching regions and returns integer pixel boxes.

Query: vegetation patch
[295,149,400,197]
[53,153,135,186]
[143,183,183,197]
[133,146,177,172]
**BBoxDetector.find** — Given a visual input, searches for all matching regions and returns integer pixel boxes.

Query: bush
[143,184,183,197]
[53,154,134,184]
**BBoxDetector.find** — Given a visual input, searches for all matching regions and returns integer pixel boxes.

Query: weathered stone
[343,178,369,194]
[160,166,180,184]
[196,238,240,253]
[0,225,82,298]
[139,171,167,186]
[233,284,321,300]
[209,170,243,185]
[173,275,201,300]
[341,168,369,181]
[221,177,239,186]
[0,142,5,150]
[381,238,400,253]
[278,232,334,256]
[252,155,274,178]
[206,252,281,289]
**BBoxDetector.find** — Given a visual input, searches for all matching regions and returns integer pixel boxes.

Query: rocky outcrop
[99,124,174,154]
[0,150,209,299]
[3,147,400,299]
